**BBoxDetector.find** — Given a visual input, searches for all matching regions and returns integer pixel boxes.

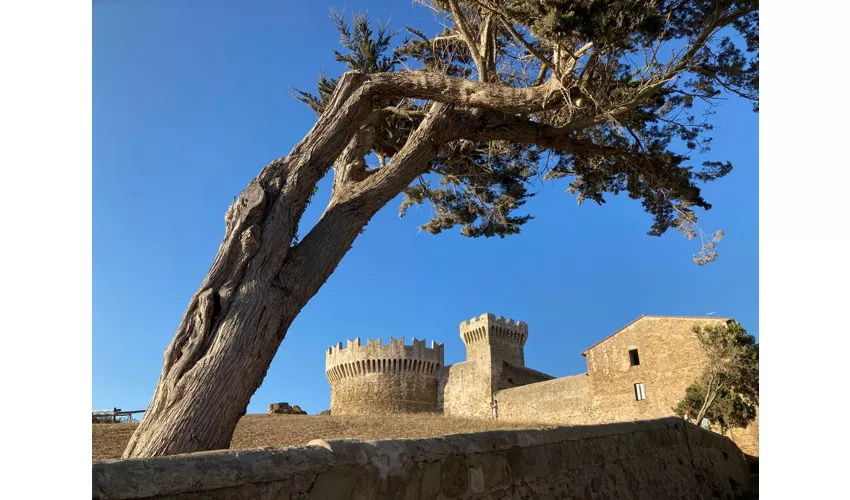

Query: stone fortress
[326,337,444,414]
[325,312,759,456]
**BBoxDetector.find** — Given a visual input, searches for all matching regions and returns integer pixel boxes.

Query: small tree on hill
[123,0,758,458]
[675,321,759,429]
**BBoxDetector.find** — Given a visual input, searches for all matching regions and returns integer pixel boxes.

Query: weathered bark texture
[122,73,458,456]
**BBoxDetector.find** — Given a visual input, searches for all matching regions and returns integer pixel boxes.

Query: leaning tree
[123,0,758,458]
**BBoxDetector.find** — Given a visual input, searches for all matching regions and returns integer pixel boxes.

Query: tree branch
[466,111,622,154]
[287,103,457,299]
[500,17,553,71]
[568,6,756,130]
[367,71,564,114]
[448,0,486,81]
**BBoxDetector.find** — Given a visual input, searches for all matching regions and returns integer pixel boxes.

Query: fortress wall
[496,374,672,427]
[496,361,554,390]
[496,374,594,424]
[497,317,758,456]
[326,337,444,415]
[92,418,752,500]
[497,372,760,456]
[460,324,492,362]
[331,372,439,414]
[326,337,444,370]
[460,313,528,367]
[439,360,492,419]
[491,337,525,367]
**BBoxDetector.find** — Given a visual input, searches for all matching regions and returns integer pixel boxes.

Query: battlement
[459,312,528,347]
[325,337,445,383]
[460,312,528,331]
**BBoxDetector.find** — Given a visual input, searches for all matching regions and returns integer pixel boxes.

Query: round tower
[460,313,528,366]
[325,336,445,415]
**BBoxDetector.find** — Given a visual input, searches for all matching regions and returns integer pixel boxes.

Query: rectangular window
[634,382,646,401]
[629,349,640,366]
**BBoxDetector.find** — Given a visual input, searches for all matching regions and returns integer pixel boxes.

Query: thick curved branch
[467,111,620,154]
[367,71,564,113]
[287,103,457,300]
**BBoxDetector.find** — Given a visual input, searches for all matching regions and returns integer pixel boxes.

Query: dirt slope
[93,413,550,460]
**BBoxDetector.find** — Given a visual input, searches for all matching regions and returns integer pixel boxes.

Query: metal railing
[92,408,146,423]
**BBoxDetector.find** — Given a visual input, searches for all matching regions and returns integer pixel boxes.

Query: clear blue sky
[93,0,758,415]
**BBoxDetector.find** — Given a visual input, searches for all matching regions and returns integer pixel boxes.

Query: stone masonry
[325,337,444,415]
[325,313,759,456]
[93,418,752,500]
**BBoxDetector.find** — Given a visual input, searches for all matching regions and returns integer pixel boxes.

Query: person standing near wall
[492,399,499,420]
[684,409,691,423]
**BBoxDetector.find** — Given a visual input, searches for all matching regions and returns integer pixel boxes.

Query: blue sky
[93,0,758,415]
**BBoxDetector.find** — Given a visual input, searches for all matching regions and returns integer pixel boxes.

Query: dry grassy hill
[92,414,551,460]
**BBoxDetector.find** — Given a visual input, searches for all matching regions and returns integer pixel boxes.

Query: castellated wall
[460,313,528,367]
[326,337,444,415]
[441,314,535,419]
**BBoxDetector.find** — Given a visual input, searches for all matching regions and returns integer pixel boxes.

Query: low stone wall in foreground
[92,417,751,500]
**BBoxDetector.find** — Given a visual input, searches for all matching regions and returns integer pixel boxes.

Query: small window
[634,382,646,401]
[629,349,640,366]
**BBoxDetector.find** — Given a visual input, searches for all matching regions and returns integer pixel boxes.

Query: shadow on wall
[93,417,755,500]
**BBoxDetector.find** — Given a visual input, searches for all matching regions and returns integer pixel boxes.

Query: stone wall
[92,418,753,500]
[727,409,759,456]
[485,317,725,428]
[460,313,528,368]
[495,316,759,455]
[330,372,439,414]
[439,360,492,419]
[322,314,759,455]
[495,361,554,390]
[583,316,760,454]
[584,316,721,418]
[442,314,534,419]
[326,337,444,415]
[497,374,593,424]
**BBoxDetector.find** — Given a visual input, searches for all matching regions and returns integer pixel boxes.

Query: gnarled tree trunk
[122,72,456,456]
[121,69,581,457]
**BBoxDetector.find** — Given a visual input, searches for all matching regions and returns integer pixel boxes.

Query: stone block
[440,455,470,498]
[309,469,357,499]
[419,461,442,499]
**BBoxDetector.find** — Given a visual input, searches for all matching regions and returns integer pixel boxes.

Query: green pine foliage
[296,1,758,261]
[675,320,759,430]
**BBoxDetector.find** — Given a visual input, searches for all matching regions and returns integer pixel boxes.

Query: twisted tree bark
[122,77,457,456]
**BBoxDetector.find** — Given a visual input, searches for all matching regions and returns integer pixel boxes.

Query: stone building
[325,313,759,455]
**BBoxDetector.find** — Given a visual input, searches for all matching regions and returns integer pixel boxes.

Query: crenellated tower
[325,336,444,415]
[460,313,528,366]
